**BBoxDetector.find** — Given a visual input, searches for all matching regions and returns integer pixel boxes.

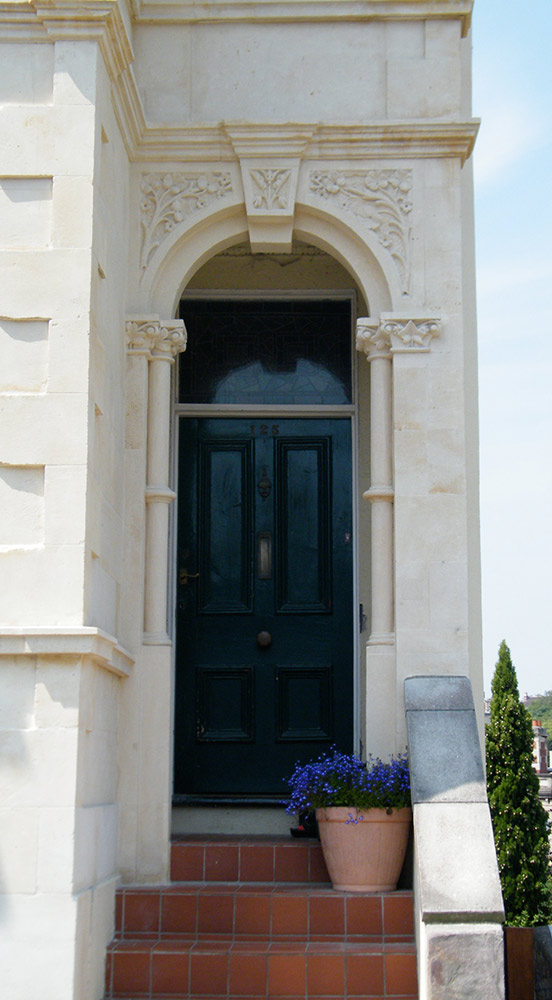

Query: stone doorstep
[104,837,417,999]
[169,835,331,884]
[105,934,417,999]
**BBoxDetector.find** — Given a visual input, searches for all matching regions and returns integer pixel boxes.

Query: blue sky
[471,0,552,696]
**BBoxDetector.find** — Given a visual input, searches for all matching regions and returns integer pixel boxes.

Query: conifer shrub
[486,640,552,926]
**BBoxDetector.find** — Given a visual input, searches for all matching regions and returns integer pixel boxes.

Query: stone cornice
[130,0,472,36]
[0,626,134,677]
[0,1,134,78]
[225,124,315,159]
[128,121,479,165]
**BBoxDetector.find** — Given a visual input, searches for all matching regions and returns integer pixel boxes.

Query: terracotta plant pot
[316,806,412,892]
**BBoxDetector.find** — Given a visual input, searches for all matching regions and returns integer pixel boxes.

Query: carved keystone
[225,125,314,252]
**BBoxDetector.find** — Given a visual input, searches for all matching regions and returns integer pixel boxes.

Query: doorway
[172,294,357,802]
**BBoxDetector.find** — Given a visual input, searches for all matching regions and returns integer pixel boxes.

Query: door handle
[179,568,200,586]
[257,630,272,648]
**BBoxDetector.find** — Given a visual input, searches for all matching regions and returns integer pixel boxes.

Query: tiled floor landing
[104,836,418,999]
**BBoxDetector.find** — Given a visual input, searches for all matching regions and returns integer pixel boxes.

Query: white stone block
[90,876,118,1000]
[135,23,387,123]
[0,545,85,626]
[425,18,461,59]
[48,318,90,393]
[0,807,38,892]
[34,656,80,728]
[86,556,118,636]
[395,495,466,563]
[426,428,465,495]
[37,806,77,892]
[73,805,97,890]
[385,21,424,57]
[0,656,35,729]
[396,564,430,631]
[78,661,118,736]
[0,392,88,465]
[44,465,87,545]
[393,367,428,430]
[387,56,461,118]
[77,728,118,806]
[428,560,468,633]
[0,43,54,104]
[0,248,93,319]
[394,429,428,495]
[0,105,95,176]
[54,40,98,106]
[0,893,78,1000]
[0,727,78,807]
[0,178,52,249]
[364,644,397,758]
[94,804,118,883]
[52,175,94,249]
[0,318,49,392]
[428,366,464,429]
[0,465,44,546]
[73,887,93,1000]
[88,491,124,579]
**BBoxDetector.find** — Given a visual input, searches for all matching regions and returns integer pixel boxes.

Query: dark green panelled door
[173,417,353,799]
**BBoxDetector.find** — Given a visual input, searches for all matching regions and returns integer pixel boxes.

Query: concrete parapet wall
[405,675,505,1000]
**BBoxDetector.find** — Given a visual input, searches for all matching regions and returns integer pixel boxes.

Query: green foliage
[528,693,552,749]
[486,641,552,926]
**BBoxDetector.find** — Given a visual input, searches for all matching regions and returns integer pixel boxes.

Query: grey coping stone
[405,675,475,712]
[415,802,505,922]
[406,708,486,803]
[423,922,505,1000]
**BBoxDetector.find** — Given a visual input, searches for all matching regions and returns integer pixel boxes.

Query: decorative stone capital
[355,318,392,360]
[126,316,187,361]
[382,315,441,353]
[356,314,441,358]
[225,125,314,253]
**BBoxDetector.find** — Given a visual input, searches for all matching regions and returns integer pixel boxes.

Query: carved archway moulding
[138,201,398,319]
[137,162,412,309]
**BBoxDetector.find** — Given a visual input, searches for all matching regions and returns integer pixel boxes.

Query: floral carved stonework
[249,168,292,211]
[309,169,413,293]
[140,172,233,274]
[356,315,441,357]
[126,317,187,359]
[383,318,440,351]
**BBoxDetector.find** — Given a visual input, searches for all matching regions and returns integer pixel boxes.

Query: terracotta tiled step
[104,838,417,999]
[105,935,417,998]
[170,835,330,884]
[116,885,414,942]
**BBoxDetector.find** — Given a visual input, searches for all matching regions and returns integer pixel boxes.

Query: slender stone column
[126,317,187,644]
[356,319,394,643]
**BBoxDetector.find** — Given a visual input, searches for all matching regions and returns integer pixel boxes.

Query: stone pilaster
[126,316,187,643]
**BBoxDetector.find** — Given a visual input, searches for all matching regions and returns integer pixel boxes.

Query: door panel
[174,417,353,799]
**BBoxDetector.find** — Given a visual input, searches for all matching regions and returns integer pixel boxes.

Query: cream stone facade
[0,1,503,998]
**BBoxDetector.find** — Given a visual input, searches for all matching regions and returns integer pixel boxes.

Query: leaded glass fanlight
[178,298,352,406]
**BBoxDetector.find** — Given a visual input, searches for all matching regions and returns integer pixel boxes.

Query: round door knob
[257,630,272,648]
